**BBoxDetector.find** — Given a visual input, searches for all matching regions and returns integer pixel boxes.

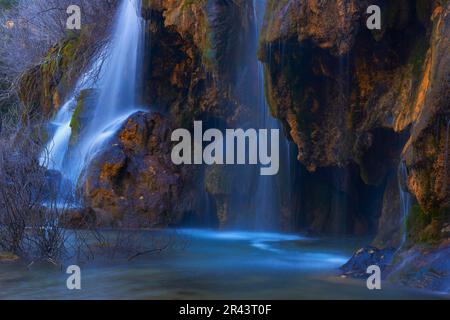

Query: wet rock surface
[261,0,449,241]
[260,0,450,292]
[81,111,195,227]
[388,241,450,293]
[140,0,280,227]
[340,246,395,279]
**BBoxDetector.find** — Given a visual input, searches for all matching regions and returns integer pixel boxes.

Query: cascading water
[398,160,412,249]
[40,60,101,171]
[42,0,145,192]
[252,0,287,230]
[43,97,76,171]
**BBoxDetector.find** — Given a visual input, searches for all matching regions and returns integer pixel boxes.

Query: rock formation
[260,0,449,243]
[81,111,195,227]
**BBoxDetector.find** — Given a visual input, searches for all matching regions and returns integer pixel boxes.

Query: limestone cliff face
[141,0,254,127]
[260,0,449,243]
[140,0,266,228]
[262,0,366,56]
[402,5,450,234]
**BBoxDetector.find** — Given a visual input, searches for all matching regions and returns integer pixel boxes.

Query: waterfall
[252,0,285,230]
[41,0,145,191]
[398,160,412,249]
[42,97,76,171]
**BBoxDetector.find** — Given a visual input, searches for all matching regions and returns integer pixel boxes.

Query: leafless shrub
[67,209,187,262]
[0,105,42,251]
[0,0,118,105]
[24,200,72,265]
[0,105,85,267]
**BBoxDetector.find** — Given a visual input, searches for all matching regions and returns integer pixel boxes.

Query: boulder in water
[0,252,19,262]
[340,246,395,279]
[81,111,194,228]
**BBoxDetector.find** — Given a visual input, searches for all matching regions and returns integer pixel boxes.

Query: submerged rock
[340,246,395,279]
[0,252,19,262]
[341,243,450,294]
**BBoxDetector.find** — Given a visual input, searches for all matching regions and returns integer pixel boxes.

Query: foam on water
[177,228,305,242]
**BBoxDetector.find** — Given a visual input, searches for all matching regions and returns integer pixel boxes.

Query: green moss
[407,204,427,239]
[60,37,81,70]
[412,136,439,204]
[407,204,450,244]
[40,48,61,108]
[201,21,217,70]
[69,90,88,144]
[19,34,83,117]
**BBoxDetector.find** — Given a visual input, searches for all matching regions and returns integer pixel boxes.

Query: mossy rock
[18,26,96,118]
[407,204,450,244]
[69,89,99,145]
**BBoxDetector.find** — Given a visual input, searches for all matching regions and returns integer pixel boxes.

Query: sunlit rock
[81,111,194,227]
[0,252,19,262]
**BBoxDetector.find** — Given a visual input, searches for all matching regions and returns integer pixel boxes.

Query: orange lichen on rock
[119,119,143,150]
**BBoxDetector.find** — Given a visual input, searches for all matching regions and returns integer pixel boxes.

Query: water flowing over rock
[82,111,194,227]
[141,0,296,229]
